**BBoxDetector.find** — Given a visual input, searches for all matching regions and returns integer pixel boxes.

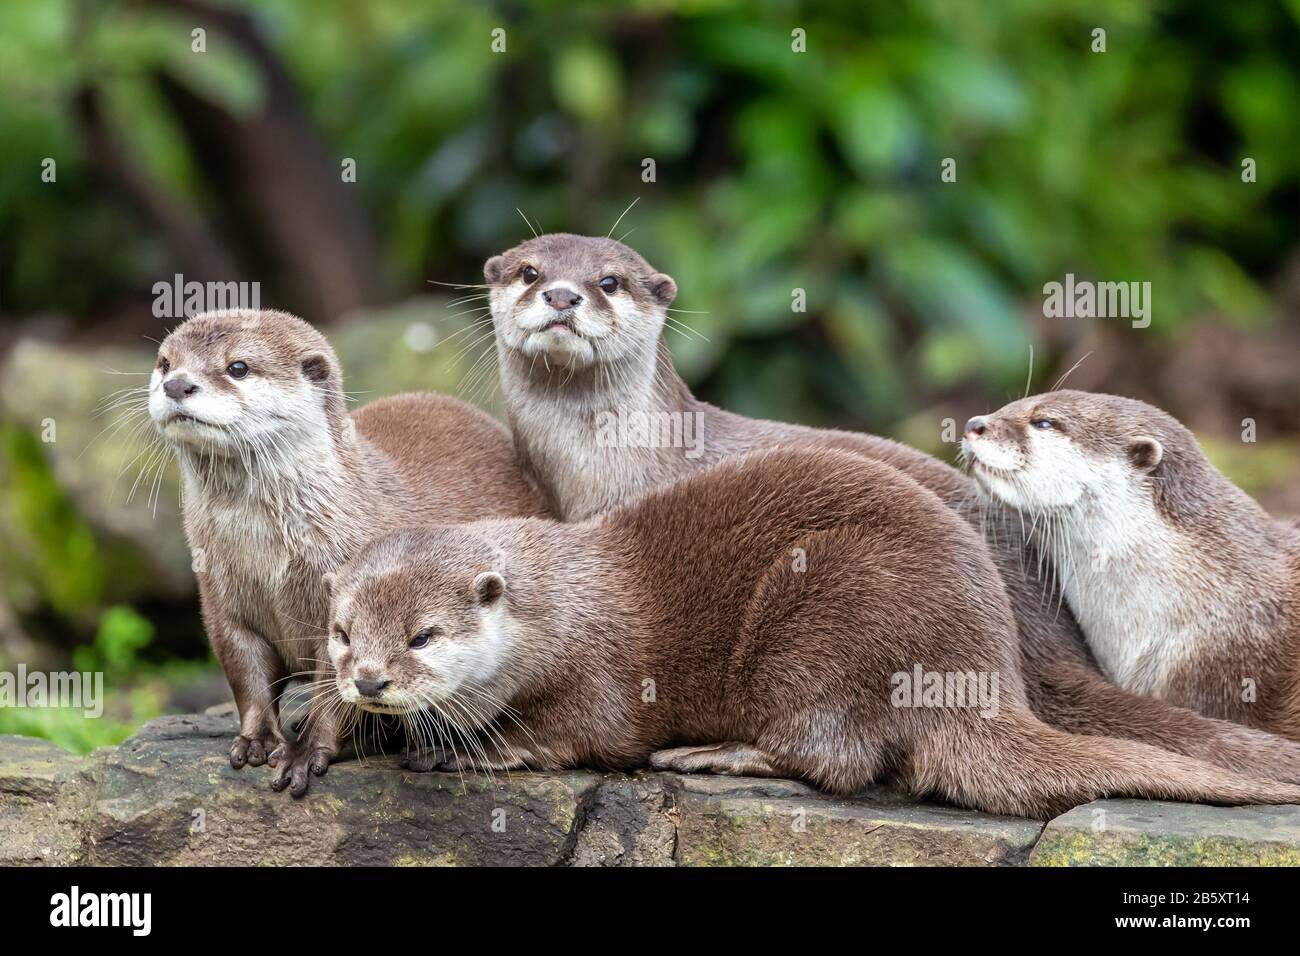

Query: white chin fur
[152,410,238,452]
[521,328,595,366]
[971,466,1029,509]
[968,435,1092,512]
[163,419,235,454]
[336,680,414,714]
[354,700,407,715]
[962,436,1024,473]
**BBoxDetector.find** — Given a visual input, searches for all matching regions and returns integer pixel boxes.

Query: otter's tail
[921,710,1300,819]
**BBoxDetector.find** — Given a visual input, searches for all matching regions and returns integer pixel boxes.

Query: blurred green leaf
[552,44,622,123]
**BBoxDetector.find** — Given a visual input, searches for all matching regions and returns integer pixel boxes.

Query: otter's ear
[648,273,677,307]
[301,353,333,384]
[484,256,508,285]
[1127,436,1164,472]
[473,571,505,608]
[322,572,336,595]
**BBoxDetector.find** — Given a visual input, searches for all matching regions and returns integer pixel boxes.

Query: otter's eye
[520,266,539,284]
[1030,419,1056,430]
[335,629,350,647]
[159,357,170,374]
[409,627,437,649]
[599,276,619,294]
[227,361,249,379]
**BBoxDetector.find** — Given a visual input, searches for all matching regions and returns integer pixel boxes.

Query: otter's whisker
[427,279,491,290]
[606,196,639,239]
[1050,351,1093,392]
[516,207,540,239]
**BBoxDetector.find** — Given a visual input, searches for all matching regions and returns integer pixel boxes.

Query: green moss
[1033,830,1300,867]
[393,851,460,866]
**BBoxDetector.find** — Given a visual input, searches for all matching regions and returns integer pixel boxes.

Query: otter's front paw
[230,732,285,770]
[270,746,334,798]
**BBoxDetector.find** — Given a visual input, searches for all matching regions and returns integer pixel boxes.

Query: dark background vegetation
[1,0,1297,748]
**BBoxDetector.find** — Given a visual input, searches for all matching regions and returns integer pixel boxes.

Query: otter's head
[960,389,1193,515]
[149,310,345,458]
[484,233,677,369]
[325,529,515,717]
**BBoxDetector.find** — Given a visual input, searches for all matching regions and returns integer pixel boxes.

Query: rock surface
[1031,799,1300,866]
[2,712,1299,866]
[0,735,97,865]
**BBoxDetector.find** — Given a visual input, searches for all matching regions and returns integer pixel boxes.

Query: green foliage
[1,0,1297,750]
[1,0,1295,418]
[0,428,207,752]
[0,606,213,754]
[0,425,108,619]
[73,605,155,682]
[0,704,137,755]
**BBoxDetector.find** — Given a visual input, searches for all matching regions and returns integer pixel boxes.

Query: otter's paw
[434,751,530,774]
[270,746,334,798]
[230,732,284,770]
[649,742,781,778]
[400,745,454,773]
[434,754,483,773]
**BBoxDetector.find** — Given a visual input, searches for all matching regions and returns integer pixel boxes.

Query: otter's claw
[270,746,334,798]
[230,732,284,770]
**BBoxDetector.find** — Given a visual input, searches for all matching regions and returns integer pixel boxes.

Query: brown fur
[150,310,546,770]
[309,449,1300,818]
[483,234,1300,784]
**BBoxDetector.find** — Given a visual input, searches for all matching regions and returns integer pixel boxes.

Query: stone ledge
[1031,799,1300,866]
[1,713,1297,866]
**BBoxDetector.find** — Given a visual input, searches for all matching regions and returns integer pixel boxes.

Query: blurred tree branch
[74,85,241,285]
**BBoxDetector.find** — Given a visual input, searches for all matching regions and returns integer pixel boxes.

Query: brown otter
[280,447,1300,816]
[477,232,1300,783]
[148,309,546,769]
[962,389,1300,738]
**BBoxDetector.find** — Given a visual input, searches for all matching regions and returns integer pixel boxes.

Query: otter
[148,309,546,769]
[477,232,1300,784]
[278,447,1300,816]
[962,389,1300,738]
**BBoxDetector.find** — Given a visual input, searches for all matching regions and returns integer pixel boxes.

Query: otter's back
[611,447,998,638]
[709,404,974,508]
[352,393,547,522]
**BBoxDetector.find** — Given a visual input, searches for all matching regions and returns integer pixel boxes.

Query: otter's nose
[163,375,198,400]
[354,678,391,698]
[964,417,988,438]
[542,287,583,311]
